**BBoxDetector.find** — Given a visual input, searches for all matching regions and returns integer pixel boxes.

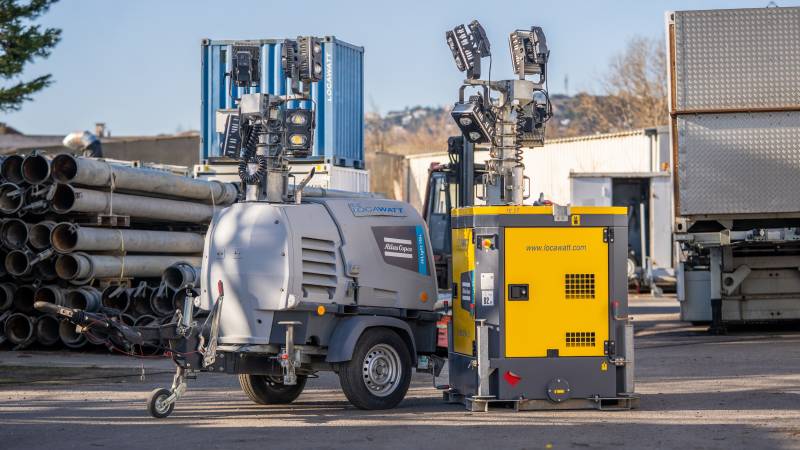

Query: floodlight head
[284,108,315,157]
[281,39,299,80]
[451,94,494,144]
[446,20,491,80]
[509,26,549,81]
[468,20,491,57]
[232,46,260,87]
[298,36,323,83]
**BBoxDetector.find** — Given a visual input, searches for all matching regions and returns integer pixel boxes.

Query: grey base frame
[443,389,639,412]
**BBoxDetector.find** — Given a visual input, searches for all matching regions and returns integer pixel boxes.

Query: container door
[650,176,673,271]
[504,227,609,358]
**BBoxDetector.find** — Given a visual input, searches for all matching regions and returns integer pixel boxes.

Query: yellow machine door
[504,227,609,358]
[451,227,475,355]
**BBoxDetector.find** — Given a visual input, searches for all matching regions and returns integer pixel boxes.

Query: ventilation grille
[565,273,595,299]
[565,332,596,347]
[301,237,337,298]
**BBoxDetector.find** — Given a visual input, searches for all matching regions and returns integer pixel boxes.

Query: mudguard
[325,316,417,365]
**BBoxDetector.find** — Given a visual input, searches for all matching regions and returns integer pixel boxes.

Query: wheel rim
[154,394,171,414]
[362,343,402,397]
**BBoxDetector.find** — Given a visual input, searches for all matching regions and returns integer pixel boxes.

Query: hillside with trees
[366,36,667,155]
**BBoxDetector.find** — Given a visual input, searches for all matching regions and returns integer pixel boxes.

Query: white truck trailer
[668,6,800,329]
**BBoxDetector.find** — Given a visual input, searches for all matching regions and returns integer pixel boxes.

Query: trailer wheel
[238,374,307,405]
[338,328,412,410]
[147,388,175,418]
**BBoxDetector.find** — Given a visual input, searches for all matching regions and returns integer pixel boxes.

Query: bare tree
[602,36,668,129]
[548,35,668,138]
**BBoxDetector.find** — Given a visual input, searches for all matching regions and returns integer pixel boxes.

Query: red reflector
[504,371,522,386]
[217,280,224,297]
[280,353,289,360]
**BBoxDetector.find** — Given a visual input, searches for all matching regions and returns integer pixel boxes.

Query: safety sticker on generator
[371,226,429,275]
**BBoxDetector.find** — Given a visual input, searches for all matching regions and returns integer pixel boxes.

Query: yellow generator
[445,205,637,411]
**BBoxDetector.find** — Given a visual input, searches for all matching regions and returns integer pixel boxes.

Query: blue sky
[2,0,774,135]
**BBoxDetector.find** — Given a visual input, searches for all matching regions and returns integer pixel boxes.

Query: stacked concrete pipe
[0,153,234,352]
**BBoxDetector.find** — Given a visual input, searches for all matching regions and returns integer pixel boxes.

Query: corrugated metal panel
[200,37,364,167]
[676,111,800,216]
[673,7,800,111]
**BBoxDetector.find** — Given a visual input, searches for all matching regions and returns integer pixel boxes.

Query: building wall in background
[5,135,200,168]
[401,128,669,211]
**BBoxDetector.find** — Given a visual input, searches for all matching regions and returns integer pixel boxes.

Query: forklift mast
[422,136,485,290]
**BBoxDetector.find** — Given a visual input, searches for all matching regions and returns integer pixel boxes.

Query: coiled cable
[514,105,525,164]
[238,152,267,185]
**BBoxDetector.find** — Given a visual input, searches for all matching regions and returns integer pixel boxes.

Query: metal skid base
[444,389,639,412]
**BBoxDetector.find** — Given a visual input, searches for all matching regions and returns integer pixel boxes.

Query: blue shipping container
[200,37,364,168]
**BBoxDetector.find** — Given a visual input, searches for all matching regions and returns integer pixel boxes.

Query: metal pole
[52,184,217,223]
[51,223,205,254]
[0,183,25,214]
[51,154,238,205]
[55,252,202,281]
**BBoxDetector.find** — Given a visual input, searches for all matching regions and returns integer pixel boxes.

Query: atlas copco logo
[349,203,406,217]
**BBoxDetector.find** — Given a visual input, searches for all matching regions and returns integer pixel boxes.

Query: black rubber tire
[147,388,175,419]
[238,374,307,405]
[338,328,412,410]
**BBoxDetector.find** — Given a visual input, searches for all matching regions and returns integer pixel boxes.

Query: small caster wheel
[147,388,175,418]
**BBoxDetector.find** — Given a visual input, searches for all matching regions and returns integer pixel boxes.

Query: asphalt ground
[2,294,800,449]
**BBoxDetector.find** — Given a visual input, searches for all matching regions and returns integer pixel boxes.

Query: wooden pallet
[444,390,639,412]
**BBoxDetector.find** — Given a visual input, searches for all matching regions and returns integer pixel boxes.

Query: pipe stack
[0,152,233,351]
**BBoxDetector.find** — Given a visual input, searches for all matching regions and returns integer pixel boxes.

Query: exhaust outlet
[21,153,52,185]
[35,314,61,346]
[4,313,35,346]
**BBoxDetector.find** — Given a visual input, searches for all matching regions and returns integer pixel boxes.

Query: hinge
[603,228,615,243]
[604,340,615,355]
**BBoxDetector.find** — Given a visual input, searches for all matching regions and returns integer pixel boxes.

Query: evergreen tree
[0,0,61,112]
